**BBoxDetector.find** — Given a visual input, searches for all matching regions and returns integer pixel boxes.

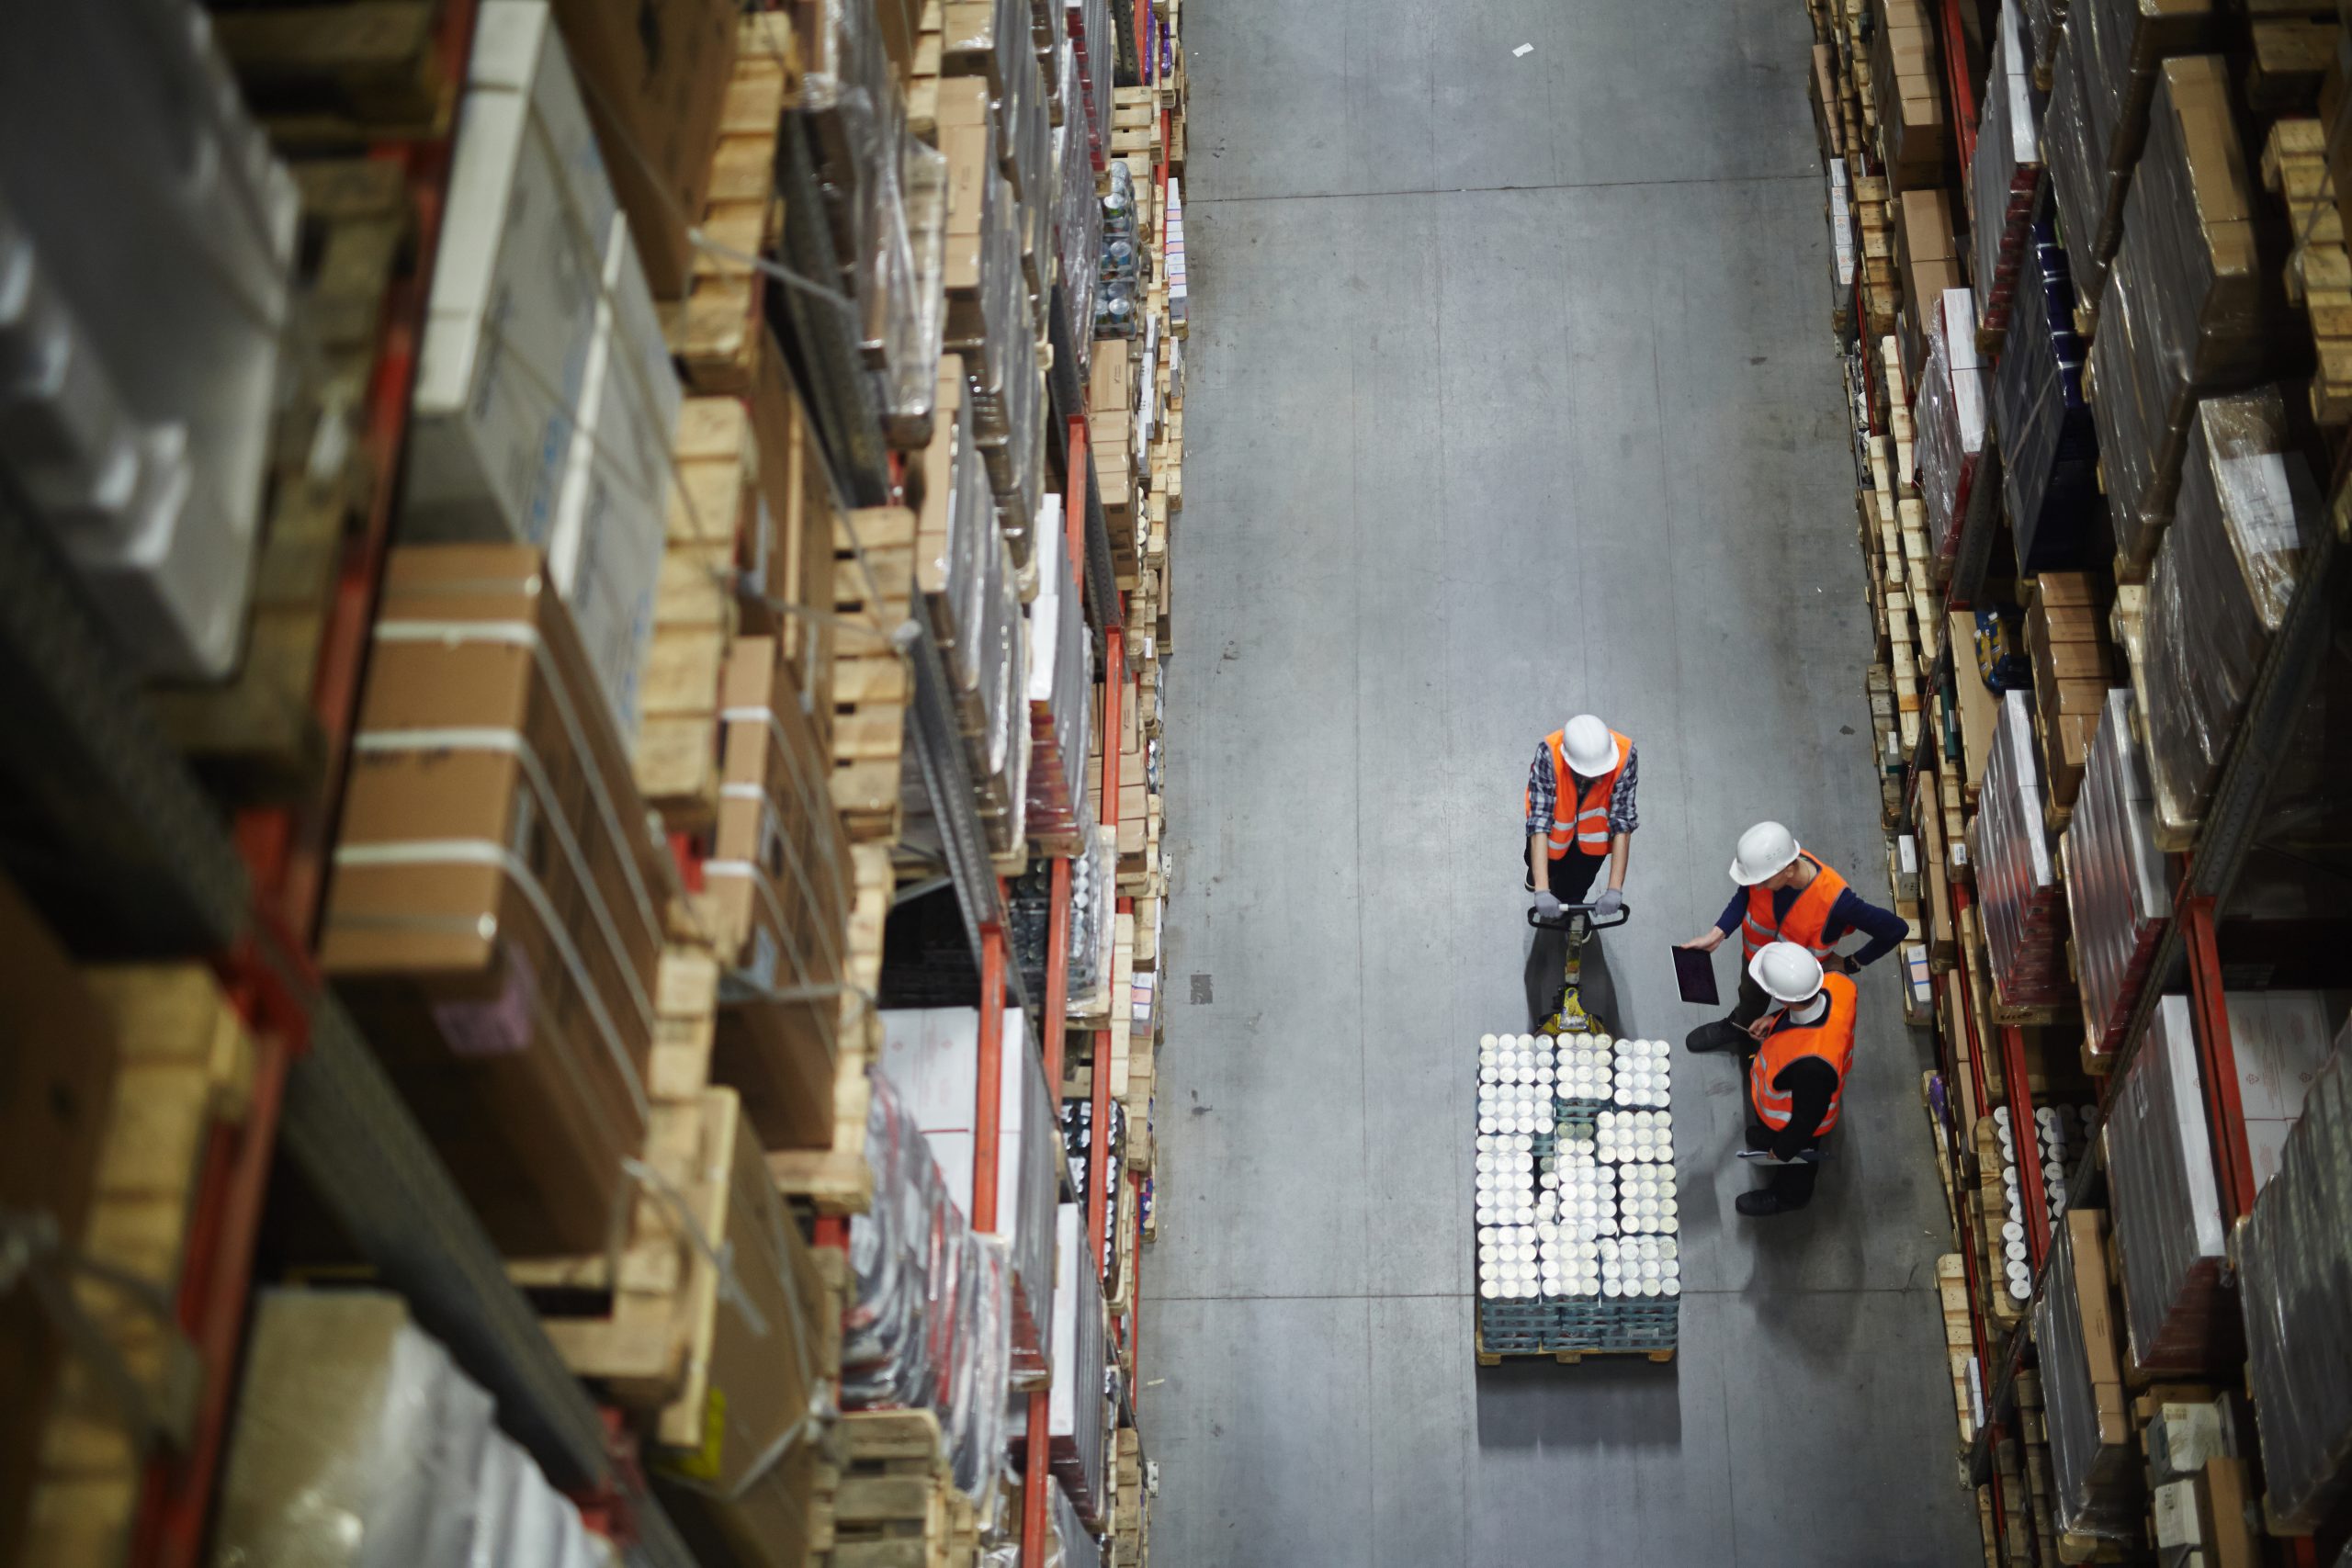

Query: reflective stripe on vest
[1739,852,1850,962]
[1749,973,1860,1134]
[1526,728,1632,860]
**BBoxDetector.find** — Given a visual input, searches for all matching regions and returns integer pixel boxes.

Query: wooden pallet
[21,967,260,1568]
[664,16,797,395]
[809,1409,978,1568]
[766,841,892,1215]
[149,160,412,800]
[828,507,915,842]
[2263,118,2352,426]
[210,0,455,146]
[1475,1326,1677,1367]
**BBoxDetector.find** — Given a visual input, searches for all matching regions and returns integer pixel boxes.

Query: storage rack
[0,1,1187,1563]
[1807,0,2352,1558]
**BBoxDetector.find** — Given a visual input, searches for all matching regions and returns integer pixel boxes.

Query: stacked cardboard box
[1895,188,1962,378]
[2086,56,2265,578]
[1871,0,1951,188]
[2020,571,2114,812]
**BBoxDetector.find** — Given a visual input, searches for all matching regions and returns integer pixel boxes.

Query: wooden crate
[663,16,797,395]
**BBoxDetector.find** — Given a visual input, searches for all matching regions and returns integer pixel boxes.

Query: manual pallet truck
[1526,898,1630,1036]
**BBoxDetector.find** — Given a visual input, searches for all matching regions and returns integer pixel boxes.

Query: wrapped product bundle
[2065,690,2169,1059]
[1992,223,2101,572]
[2138,387,2317,845]
[2238,1026,2352,1533]
[1916,288,1989,561]
[1056,108,1102,389]
[2088,56,2263,574]
[2034,1210,2143,1545]
[1024,525,1096,852]
[1979,690,2069,1009]
[1969,0,2041,332]
[2104,997,2227,1373]
[1047,1201,1110,1522]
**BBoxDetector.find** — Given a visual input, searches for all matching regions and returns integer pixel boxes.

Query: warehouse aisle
[1142,2,1982,1564]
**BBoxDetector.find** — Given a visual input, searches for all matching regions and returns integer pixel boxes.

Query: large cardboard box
[707,637,852,1148]
[0,880,117,1562]
[324,545,671,1254]
[552,0,740,300]
[406,2,617,549]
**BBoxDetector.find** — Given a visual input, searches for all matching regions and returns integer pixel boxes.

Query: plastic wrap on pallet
[923,367,997,697]
[1917,288,1989,560]
[2106,997,2227,1372]
[1023,524,1096,849]
[1979,690,2069,1008]
[2043,19,2111,300]
[875,1007,1058,1385]
[2090,57,2263,569]
[803,0,947,438]
[217,1291,612,1568]
[2034,1213,2143,1544]
[2240,1023,2352,1531]
[1993,223,2101,572]
[1049,1201,1110,1521]
[0,1,297,682]
[2140,387,2317,844]
[844,1073,1012,1501]
[2020,0,2068,71]
[1066,0,1114,159]
[1054,1475,1106,1568]
[1969,0,2041,320]
[1055,108,1101,388]
[2067,690,2169,1056]
[2059,0,2221,306]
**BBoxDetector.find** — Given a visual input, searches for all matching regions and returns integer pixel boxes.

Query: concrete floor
[1140,2,1983,1564]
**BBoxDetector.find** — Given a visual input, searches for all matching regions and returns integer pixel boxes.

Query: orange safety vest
[1524,728,1632,861]
[1749,973,1860,1134]
[1740,852,1849,962]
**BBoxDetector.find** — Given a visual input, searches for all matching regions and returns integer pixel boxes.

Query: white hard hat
[1730,821,1801,886]
[1748,942,1825,1005]
[1562,715,1619,776]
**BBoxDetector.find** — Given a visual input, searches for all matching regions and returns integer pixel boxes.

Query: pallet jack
[1525,900,1630,1035]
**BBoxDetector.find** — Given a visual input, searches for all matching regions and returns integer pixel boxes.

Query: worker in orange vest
[1736,942,1858,1216]
[1678,820,1904,1055]
[1522,714,1637,920]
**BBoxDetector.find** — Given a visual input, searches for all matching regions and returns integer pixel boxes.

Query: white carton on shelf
[547,212,679,738]
[404,0,616,550]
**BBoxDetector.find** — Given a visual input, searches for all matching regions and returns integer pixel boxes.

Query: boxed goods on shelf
[1870,0,1951,189]
[2064,690,2169,1060]
[1992,224,2101,573]
[2032,1208,2141,1550]
[2237,1025,2352,1534]
[322,544,673,1256]
[2085,56,2264,576]
[548,0,738,301]
[218,1291,612,1568]
[876,1006,1061,1382]
[1968,0,2040,338]
[1975,691,2069,1010]
[1024,529,1096,853]
[708,635,855,1148]
[1916,288,1989,564]
[1046,1200,1112,1523]
[843,1072,1012,1503]
[2041,0,2217,307]
[2138,386,2320,847]
[0,1,298,682]
[2104,997,2226,1373]
[2019,571,2112,811]
[2227,990,2341,1191]
[1895,190,1962,378]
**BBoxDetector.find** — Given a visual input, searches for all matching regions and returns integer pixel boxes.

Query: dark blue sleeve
[1714,886,1746,936]
[1830,888,1908,968]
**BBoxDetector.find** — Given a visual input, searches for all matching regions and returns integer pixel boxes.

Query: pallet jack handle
[1526,901,1632,933]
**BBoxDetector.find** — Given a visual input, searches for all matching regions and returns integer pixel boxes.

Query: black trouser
[1524,846,1607,905]
[1727,967,1771,1029]
[1743,1115,1824,1206]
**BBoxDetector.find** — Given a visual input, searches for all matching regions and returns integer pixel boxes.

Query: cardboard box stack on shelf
[0,0,1189,1562]
[1802,0,2352,1559]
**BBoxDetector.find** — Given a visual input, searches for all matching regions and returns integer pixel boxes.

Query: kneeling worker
[1523,714,1636,920]
[1738,942,1857,1216]
[1679,820,1904,1055]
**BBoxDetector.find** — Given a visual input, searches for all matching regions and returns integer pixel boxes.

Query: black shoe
[1685,1020,1747,1055]
[1736,1190,1808,1217]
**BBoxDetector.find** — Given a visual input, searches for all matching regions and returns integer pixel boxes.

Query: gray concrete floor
[1140,2,1983,1564]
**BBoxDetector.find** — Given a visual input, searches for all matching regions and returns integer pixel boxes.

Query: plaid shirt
[1526,740,1640,839]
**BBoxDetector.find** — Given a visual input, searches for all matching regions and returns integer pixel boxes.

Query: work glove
[1532,890,1562,919]
[1592,887,1624,919]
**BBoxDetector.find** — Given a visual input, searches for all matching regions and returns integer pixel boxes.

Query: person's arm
[1770,1058,1838,1158]
[1530,833,1548,893]
[1829,888,1909,970]
[1526,743,1555,895]
[1603,748,1637,893]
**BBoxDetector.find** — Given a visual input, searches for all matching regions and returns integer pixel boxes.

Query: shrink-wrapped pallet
[1992,224,2100,572]
[2139,388,2318,845]
[1025,520,1095,850]
[1968,0,2041,330]
[2086,57,2262,572]
[1978,691,2068,1008]
[1046,1201,1111,1521]
[2239,1024,2352,1532]
[2066,690,2168,1058]
[2105,997,2225,1372]
[2035,1210,2143,1545]
[1916,288,1989,562]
